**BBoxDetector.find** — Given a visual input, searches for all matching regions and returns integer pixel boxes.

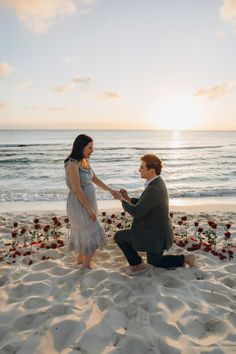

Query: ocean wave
[0,143,61,147]
[95,145,224,151]
[1,188,235,202]
[170,189,236,198]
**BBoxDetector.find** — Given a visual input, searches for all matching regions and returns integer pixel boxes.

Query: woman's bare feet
[77,255,83,265]
[82,264,93,269]
[184,254,196,267]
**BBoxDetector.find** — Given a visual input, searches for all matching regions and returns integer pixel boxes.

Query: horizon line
[0,128,235,132]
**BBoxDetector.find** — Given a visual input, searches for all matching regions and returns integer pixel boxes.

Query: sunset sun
[153,96,203,130]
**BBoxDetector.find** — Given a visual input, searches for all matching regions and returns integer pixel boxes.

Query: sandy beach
[0,202,236,354]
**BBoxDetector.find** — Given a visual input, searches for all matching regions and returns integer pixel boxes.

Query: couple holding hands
[64,134,195,273]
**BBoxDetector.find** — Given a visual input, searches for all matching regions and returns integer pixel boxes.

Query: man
[114,154,195,275]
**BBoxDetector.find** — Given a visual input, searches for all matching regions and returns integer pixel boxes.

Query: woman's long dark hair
[64,134,93,163]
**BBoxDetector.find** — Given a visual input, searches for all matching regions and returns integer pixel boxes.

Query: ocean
[0,130,235,206]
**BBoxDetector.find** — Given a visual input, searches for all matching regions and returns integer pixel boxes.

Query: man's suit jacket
[122,176,173,253]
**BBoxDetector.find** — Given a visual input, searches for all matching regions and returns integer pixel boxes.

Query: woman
[64,134,116,269]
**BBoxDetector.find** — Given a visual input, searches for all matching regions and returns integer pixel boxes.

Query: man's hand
[119,189,131,202]
[114,191,125,201]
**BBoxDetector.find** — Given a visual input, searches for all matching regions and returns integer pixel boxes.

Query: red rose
[198,227,203,233]
[219,254,227,261]
[226,223,231,229]
[224,231,231,239]
[194,222,199,227]
[11,231,18,238]
[102,212,106,216]
[13,222,18,228]
[178,220,183,225]
[181,216,187,221]
[34,224,41,230]
[211,223,217,229]
[121,212,125,216]
[50,243,57,249]
[34,218,39,224]
[52,217,58,224]
[64,218,69,223]
[170,212,173,218]
[43,225,50,232]
[20,227,27,234]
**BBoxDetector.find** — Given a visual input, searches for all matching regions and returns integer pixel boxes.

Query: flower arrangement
[172,214,234,261]
[0,211,234,266]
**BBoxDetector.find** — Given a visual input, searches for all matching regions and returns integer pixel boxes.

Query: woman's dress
[65,159,106,254]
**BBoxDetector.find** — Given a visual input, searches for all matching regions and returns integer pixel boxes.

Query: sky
[0,0,236,130]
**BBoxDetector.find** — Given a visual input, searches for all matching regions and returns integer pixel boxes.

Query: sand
[0,203,236,354]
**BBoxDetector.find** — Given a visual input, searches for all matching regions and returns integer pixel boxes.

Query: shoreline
[0,196,236,215]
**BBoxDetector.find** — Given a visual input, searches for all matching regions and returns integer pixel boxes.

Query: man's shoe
[126,263,150,276]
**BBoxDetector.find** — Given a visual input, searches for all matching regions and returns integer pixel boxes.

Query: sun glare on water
[152,96,203,130]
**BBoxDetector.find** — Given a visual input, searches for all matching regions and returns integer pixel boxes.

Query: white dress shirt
[144,175,160,189]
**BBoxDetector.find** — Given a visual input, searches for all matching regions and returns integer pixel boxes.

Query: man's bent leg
[147,252,184,268]
[114,229,142,266]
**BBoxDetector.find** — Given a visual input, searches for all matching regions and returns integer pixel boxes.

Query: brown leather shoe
[126,263,150,276]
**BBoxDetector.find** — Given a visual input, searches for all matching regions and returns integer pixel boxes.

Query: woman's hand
[87,208,97,221]
[110,189,120,199]
[113,191,125,201]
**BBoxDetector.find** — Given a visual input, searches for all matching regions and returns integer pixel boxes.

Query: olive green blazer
[122,176,173,253]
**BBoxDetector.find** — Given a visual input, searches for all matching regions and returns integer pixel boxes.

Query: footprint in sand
[22,272,49,282]
[31,260,57,271]
[23,296,51,309]
[0,274,10,287]
[221,276,236,289]
[49,266,73,276]
[8,281,50,301]
[50,319,85,352]
[13,311,53,331]
[13,304,70,331]
[96,296,113,311]
[124,302,139,319]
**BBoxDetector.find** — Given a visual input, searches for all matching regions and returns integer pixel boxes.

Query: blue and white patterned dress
[65,158,106,254]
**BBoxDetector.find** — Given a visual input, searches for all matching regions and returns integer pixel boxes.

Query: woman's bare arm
[66,162,96,220]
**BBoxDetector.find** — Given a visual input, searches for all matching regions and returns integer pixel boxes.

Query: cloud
[24,106,40,110]
[96,91,123,100]
[78,0,96,15]
[194,82,236,99]
[52,82,74,93]
[18,80,32,90]
[63,56,76,64]
[215,30,226,39]
[48,106,69,111]
[0,61,12,77]
[220,0,236,30]
[1,0,77,33]
[0,102,8,110]
[52,76,93,93]
[24,105,69,111]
